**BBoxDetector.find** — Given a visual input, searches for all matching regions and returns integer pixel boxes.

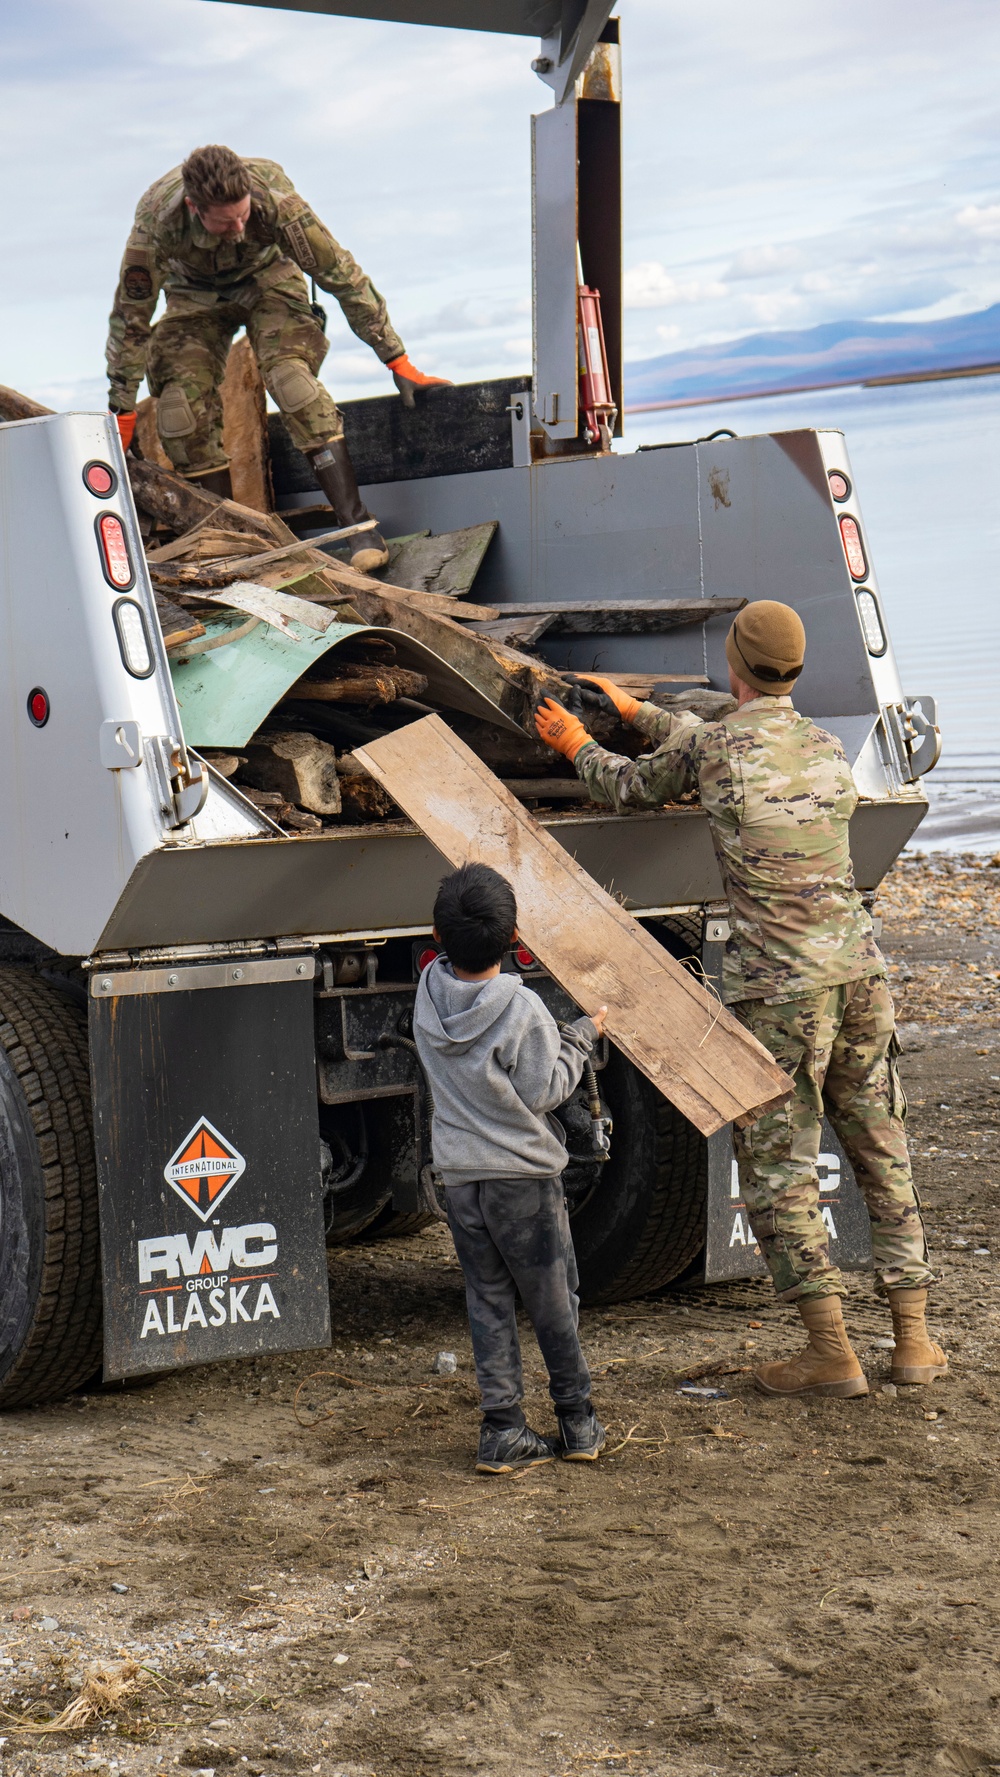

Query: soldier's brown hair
[181,145,251,211]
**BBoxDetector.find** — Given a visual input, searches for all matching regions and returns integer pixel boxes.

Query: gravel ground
[0,854,998,1777]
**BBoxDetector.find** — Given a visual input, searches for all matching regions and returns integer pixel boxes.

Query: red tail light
[96,513,135,590]
[839,514,868,582]
[83,460,116,498]
[416,946,439,973]
[513,943,537,970]
[828,470,851,502]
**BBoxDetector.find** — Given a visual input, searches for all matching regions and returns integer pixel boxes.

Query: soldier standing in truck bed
[534,599,949,1400]
[106,143,449,573]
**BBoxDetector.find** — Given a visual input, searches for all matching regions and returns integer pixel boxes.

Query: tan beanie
[725,600,806,696]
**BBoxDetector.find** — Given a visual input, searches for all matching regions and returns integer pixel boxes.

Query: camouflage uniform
[106,159,405,475]
[576,695,934,1301]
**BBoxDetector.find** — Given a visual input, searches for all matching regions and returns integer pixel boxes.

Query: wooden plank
[354,715,792,1136]
[467,613,557,646]
[221,335,272,514]
[593,672,709,694]
[483,598,745,635]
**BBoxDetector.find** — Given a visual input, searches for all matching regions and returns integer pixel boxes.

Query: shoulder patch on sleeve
[123,265,154,301]
[281,215,317,271]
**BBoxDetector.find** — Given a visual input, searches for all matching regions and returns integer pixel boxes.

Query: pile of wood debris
[0,360,738,837]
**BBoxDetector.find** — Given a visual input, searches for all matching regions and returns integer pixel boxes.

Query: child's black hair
[433,863,517,973]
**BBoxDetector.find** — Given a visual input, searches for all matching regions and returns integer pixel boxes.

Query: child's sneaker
[475,1423,556,1474]
[556,1405,606,1461]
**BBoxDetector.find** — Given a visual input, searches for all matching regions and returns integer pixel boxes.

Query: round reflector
[828,470,851,502]
[27,688,49,728]
[83,460,116,498]
[416,947,439,973]
[514,944,536,970]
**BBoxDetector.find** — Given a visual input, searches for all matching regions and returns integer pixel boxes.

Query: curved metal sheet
[169,613,524,747]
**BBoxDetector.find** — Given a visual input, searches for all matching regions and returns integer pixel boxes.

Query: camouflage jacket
[106,158,405,410]
[576,695,884,1004]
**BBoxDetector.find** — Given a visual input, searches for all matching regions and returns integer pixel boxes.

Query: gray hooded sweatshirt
[413,957,597,1188]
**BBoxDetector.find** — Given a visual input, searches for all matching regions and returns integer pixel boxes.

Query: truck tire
[0,969,102,1407]
[569,1047,706,1305]
[357,1205,436,1241]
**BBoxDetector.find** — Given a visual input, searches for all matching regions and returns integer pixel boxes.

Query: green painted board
[170,613,368,748]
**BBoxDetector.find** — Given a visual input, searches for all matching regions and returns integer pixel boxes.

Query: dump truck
[0,0,939,1407]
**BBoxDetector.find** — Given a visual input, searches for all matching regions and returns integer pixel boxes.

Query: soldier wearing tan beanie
[535,599,944,1401]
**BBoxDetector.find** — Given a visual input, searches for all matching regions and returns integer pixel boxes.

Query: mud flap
[703,1120,874,1285]
[89,957,331,1380]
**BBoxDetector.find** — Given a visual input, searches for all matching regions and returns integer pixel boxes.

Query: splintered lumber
[0,385,54,421]
[485,598,746,634]
[135,397,172,468]
[147,523,379,589]
[221,335,272,513]
[240,730,342,816]
[338,772,400,823]
[153,588,206,651]
[129,460,282,543]
[469,613,557,647]
[287,664,429,706]
[355,715,793,1136]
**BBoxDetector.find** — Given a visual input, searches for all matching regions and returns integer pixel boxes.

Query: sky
[2,0,999,407]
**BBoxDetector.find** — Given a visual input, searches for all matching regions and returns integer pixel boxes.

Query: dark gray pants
[445,1176,592,1426]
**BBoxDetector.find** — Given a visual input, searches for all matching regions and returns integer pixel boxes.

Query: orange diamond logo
[163,1117,246,1222]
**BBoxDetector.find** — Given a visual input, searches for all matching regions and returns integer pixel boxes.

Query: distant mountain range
[623,303,1000,409]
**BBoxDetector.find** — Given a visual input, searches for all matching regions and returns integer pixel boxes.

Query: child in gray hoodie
[414,862,607,1474]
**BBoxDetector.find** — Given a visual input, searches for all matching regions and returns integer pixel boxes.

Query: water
[620,378,1000,853]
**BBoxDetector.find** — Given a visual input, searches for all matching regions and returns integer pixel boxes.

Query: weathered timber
[337,774,400,823]
[485,598,746,634]
[0,385,54,422]
[153,589,206,651]
[135,397,172,468]
[222,336,272,514]
[502,779,593,800]
[239,785,323,831]
[239,730,342,816]
[591,672,710,695]
[288,665,429,706]
[147,526,269,565]
[333,580,566,730]
[355,715,794,1136]
[129,460,284,543]
[198,751,245,779]
[469,613,557,646]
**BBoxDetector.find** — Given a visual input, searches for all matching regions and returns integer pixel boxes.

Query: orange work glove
[534,697,592,761]
[387,354,453,409]
[113,410,137,451]
[572,673,641,724]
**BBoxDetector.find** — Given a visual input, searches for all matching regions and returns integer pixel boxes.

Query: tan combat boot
[887,1288,948,1385]
[754,1296,869,1399]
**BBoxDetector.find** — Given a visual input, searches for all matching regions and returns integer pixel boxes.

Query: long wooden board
[354,715,792,1137]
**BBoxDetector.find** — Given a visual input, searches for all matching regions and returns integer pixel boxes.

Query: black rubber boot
[475,1422,555,1475]
[556,1404,606,1462]
[185,464,233,501]
[309,437,389,573]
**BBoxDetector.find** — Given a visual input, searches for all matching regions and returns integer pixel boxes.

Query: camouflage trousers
[732,974,934,1302]
[445,1176,592,1425]
[145,261,343,475]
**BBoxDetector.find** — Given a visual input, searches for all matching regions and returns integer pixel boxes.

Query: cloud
[726,244,802,281]
[624,262,728,309]
[957,204,1000,239]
